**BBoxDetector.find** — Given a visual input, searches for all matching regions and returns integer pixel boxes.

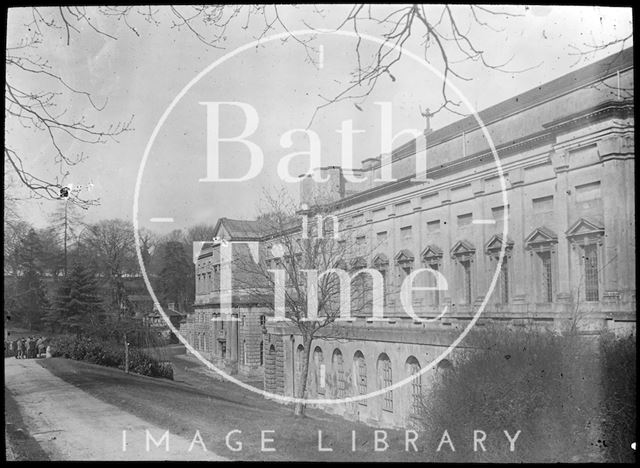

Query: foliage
[599,332,636,463]
[49,334,173,380]
[157,241,193,311]
[417,327,622,462]
[12,229,51,330]
[50,262,103,334]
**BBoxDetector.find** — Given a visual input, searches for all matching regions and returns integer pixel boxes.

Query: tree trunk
[294,335,313,417]
[63,201,68,278]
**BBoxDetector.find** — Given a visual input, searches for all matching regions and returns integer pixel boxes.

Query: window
[373,255,390,307]
[259,341,264,366]
[492,205,509,222]
[457,213,473,227]
[356,235,366,246]
[532,195,553,215]
[584,244,599,301]
[400,225,412,241]
[372,207,386,221]
[575,181,601,203]
[406,357,422,416]
[296,345,305,388]
[499,258,509,304]
[333,349,345,398]
[378,353,393,412]
[538,251,553,302]
[260,315,266,327]
[427,220,440,233]
[461,260,472,304]
[221,341,226,359]
[354,351,367,405]
[376,231,388,245]
[428,263,440,306]
[242,340,247,365]
[395,200,411,215]
[314,347,325,395]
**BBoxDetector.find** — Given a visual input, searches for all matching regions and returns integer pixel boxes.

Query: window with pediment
[566,218,604,302]
[485,234,514,304]
[395,249,415,279]
[350,257,369,315]
[525,227,558,303]
[373,254,390,305]
[451,240,475,305]
[422,245,443,306]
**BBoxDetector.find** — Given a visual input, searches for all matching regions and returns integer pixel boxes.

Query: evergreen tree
[158,241,192,311]
[54,262,103,334]
[14,229,49,330]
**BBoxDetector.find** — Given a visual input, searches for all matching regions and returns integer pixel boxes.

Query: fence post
[124,332,129,373]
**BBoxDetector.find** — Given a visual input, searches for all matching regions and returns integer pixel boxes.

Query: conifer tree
[54,262,103,334]
[14,229,50,330]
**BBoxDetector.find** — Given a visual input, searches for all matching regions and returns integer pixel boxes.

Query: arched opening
[377,353,393,412]
[265,344,277,392]
[259,341,264,366]
[332,348,345,398]
[313,347,325,395]
[353,350,367,405]
[242,340,247,366]
[296,344,305,391]
[405,356,422,416]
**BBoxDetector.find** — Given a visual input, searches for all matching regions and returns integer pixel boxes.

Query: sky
[5,5,633,236]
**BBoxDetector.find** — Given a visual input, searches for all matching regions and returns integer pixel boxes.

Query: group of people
[6,336,48,359]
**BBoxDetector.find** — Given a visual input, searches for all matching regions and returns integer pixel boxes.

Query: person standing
[18,338,25,359]
[27,337,35,359]
[37,337,46,358]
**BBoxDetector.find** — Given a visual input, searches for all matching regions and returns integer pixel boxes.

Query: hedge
[417,327,635,463]
[49,334,173,380]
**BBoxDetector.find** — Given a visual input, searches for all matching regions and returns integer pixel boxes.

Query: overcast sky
[5,5,633,235]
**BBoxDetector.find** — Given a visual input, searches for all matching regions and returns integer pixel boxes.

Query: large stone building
[181,218,272,381]
[183,47,635,427]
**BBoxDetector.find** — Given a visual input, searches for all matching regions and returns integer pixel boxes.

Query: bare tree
[84,219,137,315]
[6,5,539,204]
[232,189,379,416]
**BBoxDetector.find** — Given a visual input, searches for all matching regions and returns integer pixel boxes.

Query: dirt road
[5,358,226,461]
[5,356,418,461]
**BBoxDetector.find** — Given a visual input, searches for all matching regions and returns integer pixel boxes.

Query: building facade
[181,218,271,381]
[184,48,635,426]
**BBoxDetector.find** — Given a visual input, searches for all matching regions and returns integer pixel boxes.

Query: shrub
[418,326,607,462]
[49,334,173,380]
[599,331,636,463]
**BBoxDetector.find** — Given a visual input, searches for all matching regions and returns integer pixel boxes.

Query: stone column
[597,134,634,300]
[471,180,487,306]
[509,168,527,304]
[440,189,453,306]
[550,150,572,303]
[229,314,239,366]
[388,209,397,314]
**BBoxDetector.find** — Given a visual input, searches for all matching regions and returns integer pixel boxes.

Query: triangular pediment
[372,253,389,267]
[394,249,415,264]
[525,226,558,248]
[350,256,368,270]
[566,218,604,239]
[421,244,443,261]
[450,240,475,257]
[485,234,514,253]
